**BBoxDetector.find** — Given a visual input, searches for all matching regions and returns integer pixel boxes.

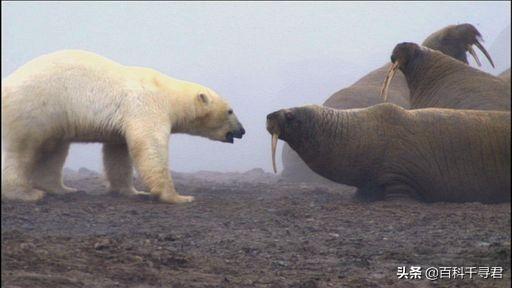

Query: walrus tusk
[466,45,482,67]
[380,62,399,102]
[271,133,278,173]
[474,40,495,68]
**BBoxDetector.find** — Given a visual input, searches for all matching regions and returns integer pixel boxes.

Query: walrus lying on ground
[283,23,495,183]
[267,104,511,203]
[381,42,511,111]
[325,23,493,110]
[499,68,511,83]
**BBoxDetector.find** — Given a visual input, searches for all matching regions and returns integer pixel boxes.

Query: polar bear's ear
[198,93,210,105]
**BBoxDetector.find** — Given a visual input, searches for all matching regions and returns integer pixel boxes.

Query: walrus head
[378,42,418,103]
[380,40,495,102]
[266,106,319,173]
[422,23,494,67]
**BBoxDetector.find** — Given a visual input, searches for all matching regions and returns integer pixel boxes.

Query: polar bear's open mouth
[225,132,234,143]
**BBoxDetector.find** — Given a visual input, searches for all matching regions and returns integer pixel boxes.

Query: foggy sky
[2,1,510,173]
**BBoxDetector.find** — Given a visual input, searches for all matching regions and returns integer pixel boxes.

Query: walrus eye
[228,109,233,115]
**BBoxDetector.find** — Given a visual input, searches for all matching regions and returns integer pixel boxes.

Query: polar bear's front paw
[34,182,78,195]
[111,187,150,196]
[54,185,78,194]
[131,189,151,196]
[26,189,46,201]
[2,188,45,202]
[160,193,195,204]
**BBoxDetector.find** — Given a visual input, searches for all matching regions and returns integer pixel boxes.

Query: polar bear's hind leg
[103,143,149,196]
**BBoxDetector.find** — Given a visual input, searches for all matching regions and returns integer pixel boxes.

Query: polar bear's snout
[233,123,246,138]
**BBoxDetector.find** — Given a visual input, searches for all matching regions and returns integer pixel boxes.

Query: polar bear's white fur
[1,50,245,203]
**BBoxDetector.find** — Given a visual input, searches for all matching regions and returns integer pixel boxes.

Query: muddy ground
[2,168,511,288]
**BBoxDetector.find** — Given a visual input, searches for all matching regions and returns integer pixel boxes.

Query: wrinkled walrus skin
[499,68,511,83]
[387,43,511,111]
[267,103,511,203]
[282,23,495,183]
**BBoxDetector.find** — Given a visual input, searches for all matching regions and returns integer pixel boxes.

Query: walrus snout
[266,111,286,137]
[380,42,420,102]
[456,24,495,68]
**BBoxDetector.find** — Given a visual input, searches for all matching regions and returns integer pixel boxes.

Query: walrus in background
[282,23,495,183]
[421,23,495,68]
[381,42,511,111]
[267,104,511,203]
[325,23,494,110]
[499,68,511,83]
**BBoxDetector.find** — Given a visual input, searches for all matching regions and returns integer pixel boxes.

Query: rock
[273,260,288,267]
[78,167,101,177]
[476,241,491,247]
[94,239,112,250]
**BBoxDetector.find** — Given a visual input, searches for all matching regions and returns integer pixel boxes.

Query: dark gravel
[1,169,510,287]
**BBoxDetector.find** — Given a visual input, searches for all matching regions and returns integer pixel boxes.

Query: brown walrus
[267,103,511,203]
[421,23,495,68]
[325,23,494,110]
[282,23,496,183]
[381,42,511,111]
[499,68,511,83]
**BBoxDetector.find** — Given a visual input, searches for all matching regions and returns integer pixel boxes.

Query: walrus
[381,42,511,111]
[267,103,511,203]
[499,68,511,83]
[421,23,495,68]
[282,23,495,183]
[324,23,493,110]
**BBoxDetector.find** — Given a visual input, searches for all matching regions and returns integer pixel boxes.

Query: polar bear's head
[186,88,245,143]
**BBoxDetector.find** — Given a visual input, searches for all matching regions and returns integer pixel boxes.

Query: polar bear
[1,50,245,204]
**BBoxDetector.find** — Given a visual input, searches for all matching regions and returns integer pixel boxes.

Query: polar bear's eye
[228,109,233,115]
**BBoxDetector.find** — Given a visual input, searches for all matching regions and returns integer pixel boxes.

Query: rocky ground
[1,168,511,288]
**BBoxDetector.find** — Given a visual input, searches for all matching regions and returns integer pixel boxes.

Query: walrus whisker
[380,62,399,102]
[271,133,279,173]
[466,45,481,67]
[474,40,495,68]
